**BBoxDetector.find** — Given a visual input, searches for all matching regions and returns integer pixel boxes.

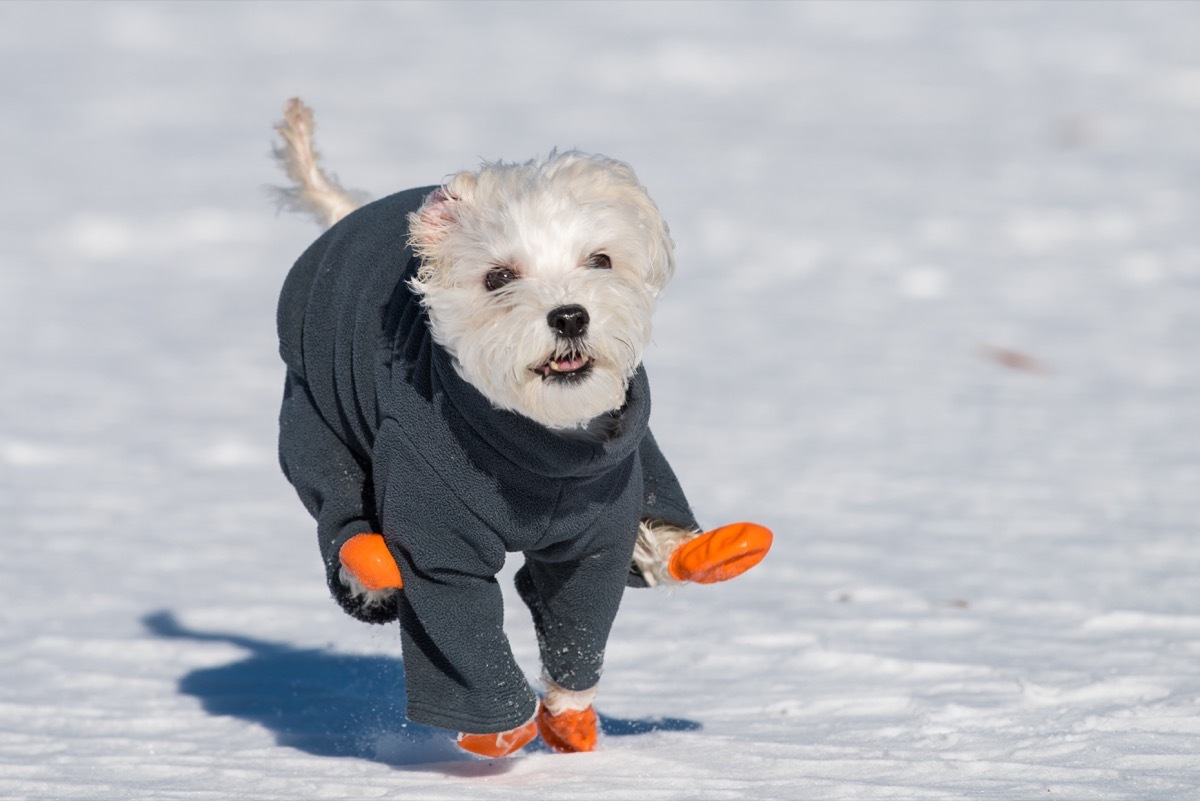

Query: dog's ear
[604,164,675,295]
[561,153,676,295]
[639,198,676,296]
[407,172,478,260]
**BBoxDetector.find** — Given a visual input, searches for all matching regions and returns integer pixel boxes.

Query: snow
[2,1,1198,798]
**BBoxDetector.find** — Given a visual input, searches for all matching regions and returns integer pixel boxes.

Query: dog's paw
[328,533,403,625]
[338,533,403,591]
[330,568,399,625]
[538,680,599,753]
[631,520,699,587]
[667,522,773,584]
[538,703,598,754]
[456,718,539,758]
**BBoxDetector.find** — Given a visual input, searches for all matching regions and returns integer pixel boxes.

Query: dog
[271,98,771,757]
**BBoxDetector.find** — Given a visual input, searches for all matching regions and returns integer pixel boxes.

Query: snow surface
[2,1,1199,798]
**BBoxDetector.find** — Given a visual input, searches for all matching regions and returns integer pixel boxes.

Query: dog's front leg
[394,548,536,704]
[386,549,540,754]
[514,539,639,753]
[633,520,774,586]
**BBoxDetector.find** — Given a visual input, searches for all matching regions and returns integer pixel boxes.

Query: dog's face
[407,152,675,431]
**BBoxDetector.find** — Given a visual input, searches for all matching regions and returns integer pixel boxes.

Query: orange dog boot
[457,719,539,758]
[538,703,599,754]
[668,522,773,584]
[338,533,404,591]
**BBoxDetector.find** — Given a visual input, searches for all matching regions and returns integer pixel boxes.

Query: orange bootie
[668,522,773,584]
[537,703,598,754]
[457,719,539,758]
[338,533,404,591]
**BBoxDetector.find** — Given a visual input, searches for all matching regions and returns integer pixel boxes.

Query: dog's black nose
[547,305,589,338]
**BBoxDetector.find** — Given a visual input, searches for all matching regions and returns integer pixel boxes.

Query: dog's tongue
[552,356,588,373]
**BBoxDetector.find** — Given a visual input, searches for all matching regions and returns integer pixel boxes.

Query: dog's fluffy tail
[270,98,367,229]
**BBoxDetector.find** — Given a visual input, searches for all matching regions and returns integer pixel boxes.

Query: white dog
[273,98,771,757]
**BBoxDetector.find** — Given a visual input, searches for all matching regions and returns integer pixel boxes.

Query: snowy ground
[2,2,1199,799]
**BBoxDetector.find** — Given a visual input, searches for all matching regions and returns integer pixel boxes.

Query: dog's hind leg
[270,97,367,229]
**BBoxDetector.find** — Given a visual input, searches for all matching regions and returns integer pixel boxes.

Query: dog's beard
[418,276,654,431]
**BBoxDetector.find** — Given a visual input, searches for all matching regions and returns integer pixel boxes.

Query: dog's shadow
[143,611,701,767]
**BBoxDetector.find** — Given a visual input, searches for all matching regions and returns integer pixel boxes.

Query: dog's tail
[270,98,367,229]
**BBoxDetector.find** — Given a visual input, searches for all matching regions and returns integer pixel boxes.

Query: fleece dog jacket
[277,187,700,734]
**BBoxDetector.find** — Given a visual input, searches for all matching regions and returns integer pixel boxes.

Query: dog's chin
[447,338,637,431]
[510,359,630,431]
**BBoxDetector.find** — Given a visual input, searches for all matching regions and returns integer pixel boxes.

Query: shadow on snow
[143,610,701,768]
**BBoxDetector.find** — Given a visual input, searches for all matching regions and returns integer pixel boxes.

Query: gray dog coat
[277,187,699,733]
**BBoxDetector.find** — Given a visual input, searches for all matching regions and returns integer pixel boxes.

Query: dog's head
[407,151,675,431]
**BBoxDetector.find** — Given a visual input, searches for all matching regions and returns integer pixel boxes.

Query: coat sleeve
[622,430,703,589]
[516,532,638,692]
[638,429,701,531]
[373,418,539,733]
[278,370,392,623]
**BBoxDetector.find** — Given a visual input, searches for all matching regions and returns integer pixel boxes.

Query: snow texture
[2,1,1199,799]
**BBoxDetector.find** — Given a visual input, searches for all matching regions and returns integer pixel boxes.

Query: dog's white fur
[541,676,599,715]
[273,98,699,719]
[631,519,698,588]
[407,155,674,431]
[270,99,368,229]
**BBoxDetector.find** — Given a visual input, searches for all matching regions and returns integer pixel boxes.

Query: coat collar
[428,341,651,481]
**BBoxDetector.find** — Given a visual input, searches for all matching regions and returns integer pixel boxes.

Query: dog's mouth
[532,352,594,383]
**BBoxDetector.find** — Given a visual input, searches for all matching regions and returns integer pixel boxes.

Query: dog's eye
[484,265,518,292]
[585,252,612,270]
